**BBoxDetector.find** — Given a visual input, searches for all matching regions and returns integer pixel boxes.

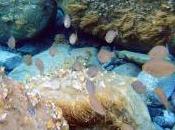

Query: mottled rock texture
[60,0,175,53]
[0,77,69,130]
[27,69,155,130]
[0,0,56,43]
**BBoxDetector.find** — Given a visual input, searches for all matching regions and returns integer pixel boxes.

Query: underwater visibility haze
[0,0,175,130]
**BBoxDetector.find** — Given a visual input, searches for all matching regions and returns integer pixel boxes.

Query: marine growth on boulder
[60,0,175,52]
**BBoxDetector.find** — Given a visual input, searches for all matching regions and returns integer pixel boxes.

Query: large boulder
[26,68,155,130]
[60,0,175,53]
[116,50,150,65]
[9,44,99,81]
[0,0,56,43]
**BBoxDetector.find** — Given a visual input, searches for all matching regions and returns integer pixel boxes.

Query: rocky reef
[60,0,175,52]
[0,66,157,130]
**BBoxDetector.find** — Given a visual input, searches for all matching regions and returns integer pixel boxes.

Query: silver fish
[7,36,16,49]
[64,14,71,28]
[35,58,44,75]
[69,33,78,45]
[105,30,118,44]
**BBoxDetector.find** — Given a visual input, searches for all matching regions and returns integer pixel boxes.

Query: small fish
[131,80,146,94]
[64,14,71,28]
[23,54,32,66]
[69,33,78,45]
[97,48,114,64]
[89,95,106,115]
[86,66,99,78]
[148,45,168,60]
[105,30,118,44]
[142,59,175,77]
[54,34,65,44]
[49,46,57,57]
[154,87,170,110]
[35,58,44,75]
[121,123,134,130]
[72,62,84,71]
[7,36,16,49]
[0,67,5,77]
[86,79,96,96]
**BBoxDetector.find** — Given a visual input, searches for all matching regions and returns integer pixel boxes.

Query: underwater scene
[1,0,175,130]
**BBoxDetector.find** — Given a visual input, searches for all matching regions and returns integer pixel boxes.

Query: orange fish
[97,48,114,64]
[7,36,16,49]
[142,59,175,77]
[131,80,146,94]
[148,46,168,60]
[154,87,170,110]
